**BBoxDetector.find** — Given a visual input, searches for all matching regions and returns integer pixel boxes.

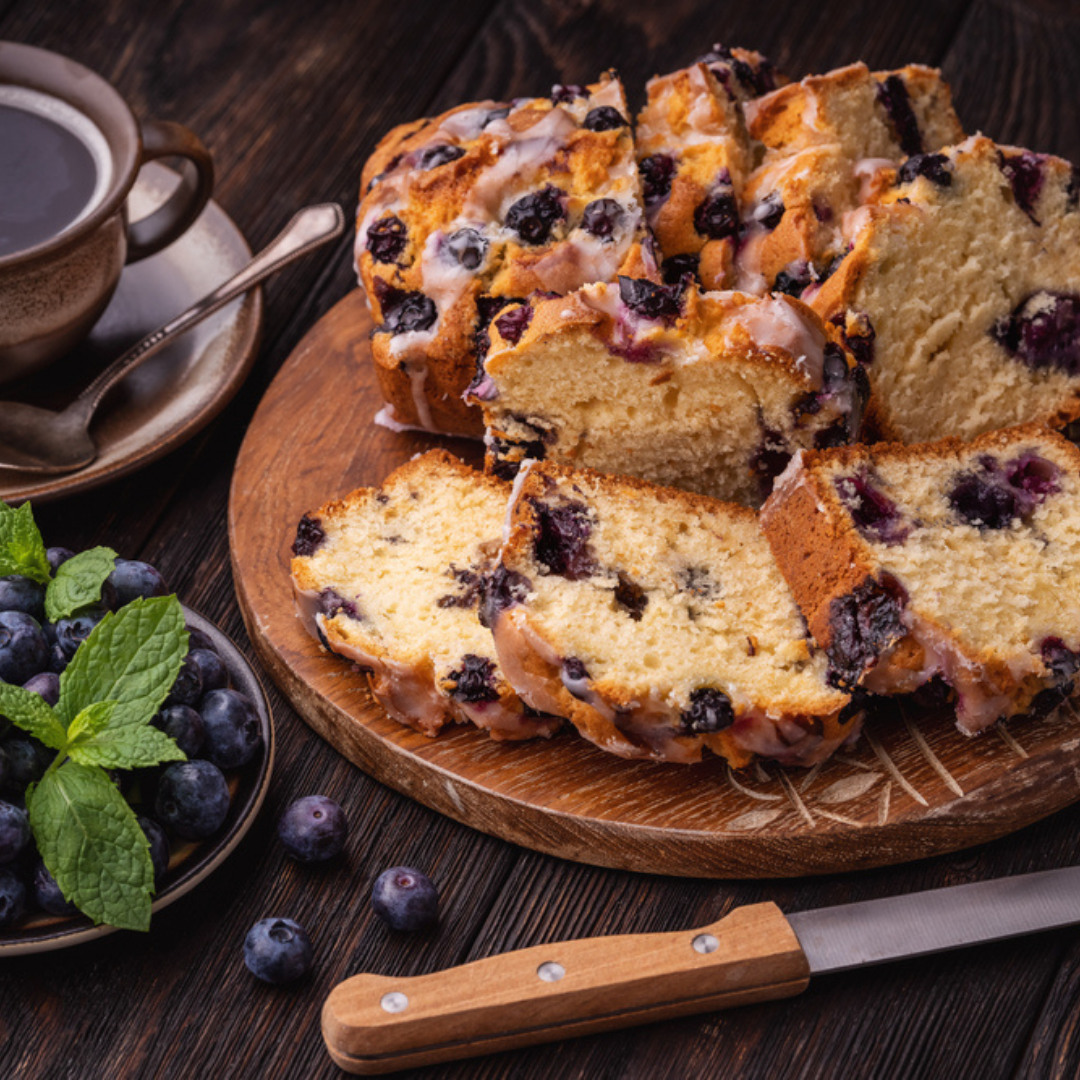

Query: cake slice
[486,462,856,767]
[290,450,559,741]
[466,280,867,507]
[735,62,964,294]
[635,46,783,290]
[356,73,653,436]
[809,135,1080,442]
[761,425,1080,734]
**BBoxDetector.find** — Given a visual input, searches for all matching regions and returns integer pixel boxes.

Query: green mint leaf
[0,501,51,583]
[57,596,187,735]
[0,682,67,751]
[27,760,154,931]
[45,546,118,622]
[69,724,185,770]
[67,700,119,744]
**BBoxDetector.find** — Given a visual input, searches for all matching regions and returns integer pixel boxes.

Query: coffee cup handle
[126,119,215,263]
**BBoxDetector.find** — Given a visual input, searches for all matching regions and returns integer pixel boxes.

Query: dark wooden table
[3,1,1080,1076]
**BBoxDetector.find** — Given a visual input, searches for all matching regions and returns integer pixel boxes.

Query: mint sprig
[45,546,118,623]
[0,501,50,583]
[0,499,117,619]
[2,596,189,931]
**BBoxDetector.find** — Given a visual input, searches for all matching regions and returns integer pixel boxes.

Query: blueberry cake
[735,62,964,294]
[487,461,857,766]
[290,450,559,741]
[809,135,1080,443]
[635,46,784,290]
[356,73,652,436]
[761,425,1080,733]
[466,280,868,506]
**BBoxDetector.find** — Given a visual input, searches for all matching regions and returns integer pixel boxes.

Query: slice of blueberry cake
[356,73,653,436]
[809,135,1080,442]
[736,62,964,294]
[635,46,785,291]
[290,450,559,741]
[466,279,867,507]
[487,461,856,767]
[761,425,1080,734]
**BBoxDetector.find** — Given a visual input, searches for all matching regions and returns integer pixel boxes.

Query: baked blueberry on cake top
[811,135,1080,443]
[761,425,1080,734]
[291,450,559,741]
[467,280,868,506]
[356,73,652,436]
[487,461,857,767]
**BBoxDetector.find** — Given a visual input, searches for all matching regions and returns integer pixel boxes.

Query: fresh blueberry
[165,654,204,708]
[1,737,50,792]
[277,795,347,863]
[54,607,107,660]
[371,866,439,931]
[32,860,76,915]
[22,671,60,707]
[0,801,30,865]
[0,611,48,684]
[155,760,230,840]
[244,917,313,984]
[639,153,676,205]
[445,227,487,271]
[46,641,68,675]
[153,703,205,758]
[504,187,565,245]
[373,280,437,335]
[0,747,8,791]
[185,626,218,654]
[46,547,75,574]
[0,868,26,928]
[581,198,625,240]
[0,576,46,621]
[583,106,627,131]
[187,648,228,693]
[199,689,262,769]
[138,816,171,883]
[106,559,168,605]
[366,214,408,263]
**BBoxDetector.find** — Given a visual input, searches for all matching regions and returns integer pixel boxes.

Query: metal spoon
[0,202,346,474]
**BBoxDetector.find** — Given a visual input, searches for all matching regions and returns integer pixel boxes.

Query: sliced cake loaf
[635,46,783,290]
[290,450,560,741]
[356,73,653,436]
[485,461,856,767]
[808,135,1080,443]
[736,62,964,294]
[466,280,868,507]
[761,425,1080,734]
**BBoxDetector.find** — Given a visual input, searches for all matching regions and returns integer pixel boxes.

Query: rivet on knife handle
[321,901,810,1075]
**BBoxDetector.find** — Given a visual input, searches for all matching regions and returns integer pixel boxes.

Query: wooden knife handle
[322,901,810,1074]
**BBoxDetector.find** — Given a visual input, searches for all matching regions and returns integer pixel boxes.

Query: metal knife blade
[789,865,1080,975]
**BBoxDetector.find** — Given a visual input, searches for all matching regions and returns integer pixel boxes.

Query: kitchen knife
[322,865,1080,1074]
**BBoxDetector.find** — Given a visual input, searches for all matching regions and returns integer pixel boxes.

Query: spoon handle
[79,202,346,416]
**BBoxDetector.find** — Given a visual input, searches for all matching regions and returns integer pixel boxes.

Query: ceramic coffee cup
[0,41,214,383]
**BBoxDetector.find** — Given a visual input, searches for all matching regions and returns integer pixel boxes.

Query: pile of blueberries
[0,552,263,928]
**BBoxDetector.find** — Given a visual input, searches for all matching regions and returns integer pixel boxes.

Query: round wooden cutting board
[229,290,1080,878]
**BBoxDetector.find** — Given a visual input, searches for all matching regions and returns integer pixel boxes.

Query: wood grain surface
[5,2,1080,1079]
[231,291,1080,879]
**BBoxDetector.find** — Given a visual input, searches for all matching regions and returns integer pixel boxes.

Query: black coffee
[0,102,99,257]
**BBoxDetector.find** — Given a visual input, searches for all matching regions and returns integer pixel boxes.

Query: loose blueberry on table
[243,917,314,984]
[372,866,440,931]
[277,795,347,863]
